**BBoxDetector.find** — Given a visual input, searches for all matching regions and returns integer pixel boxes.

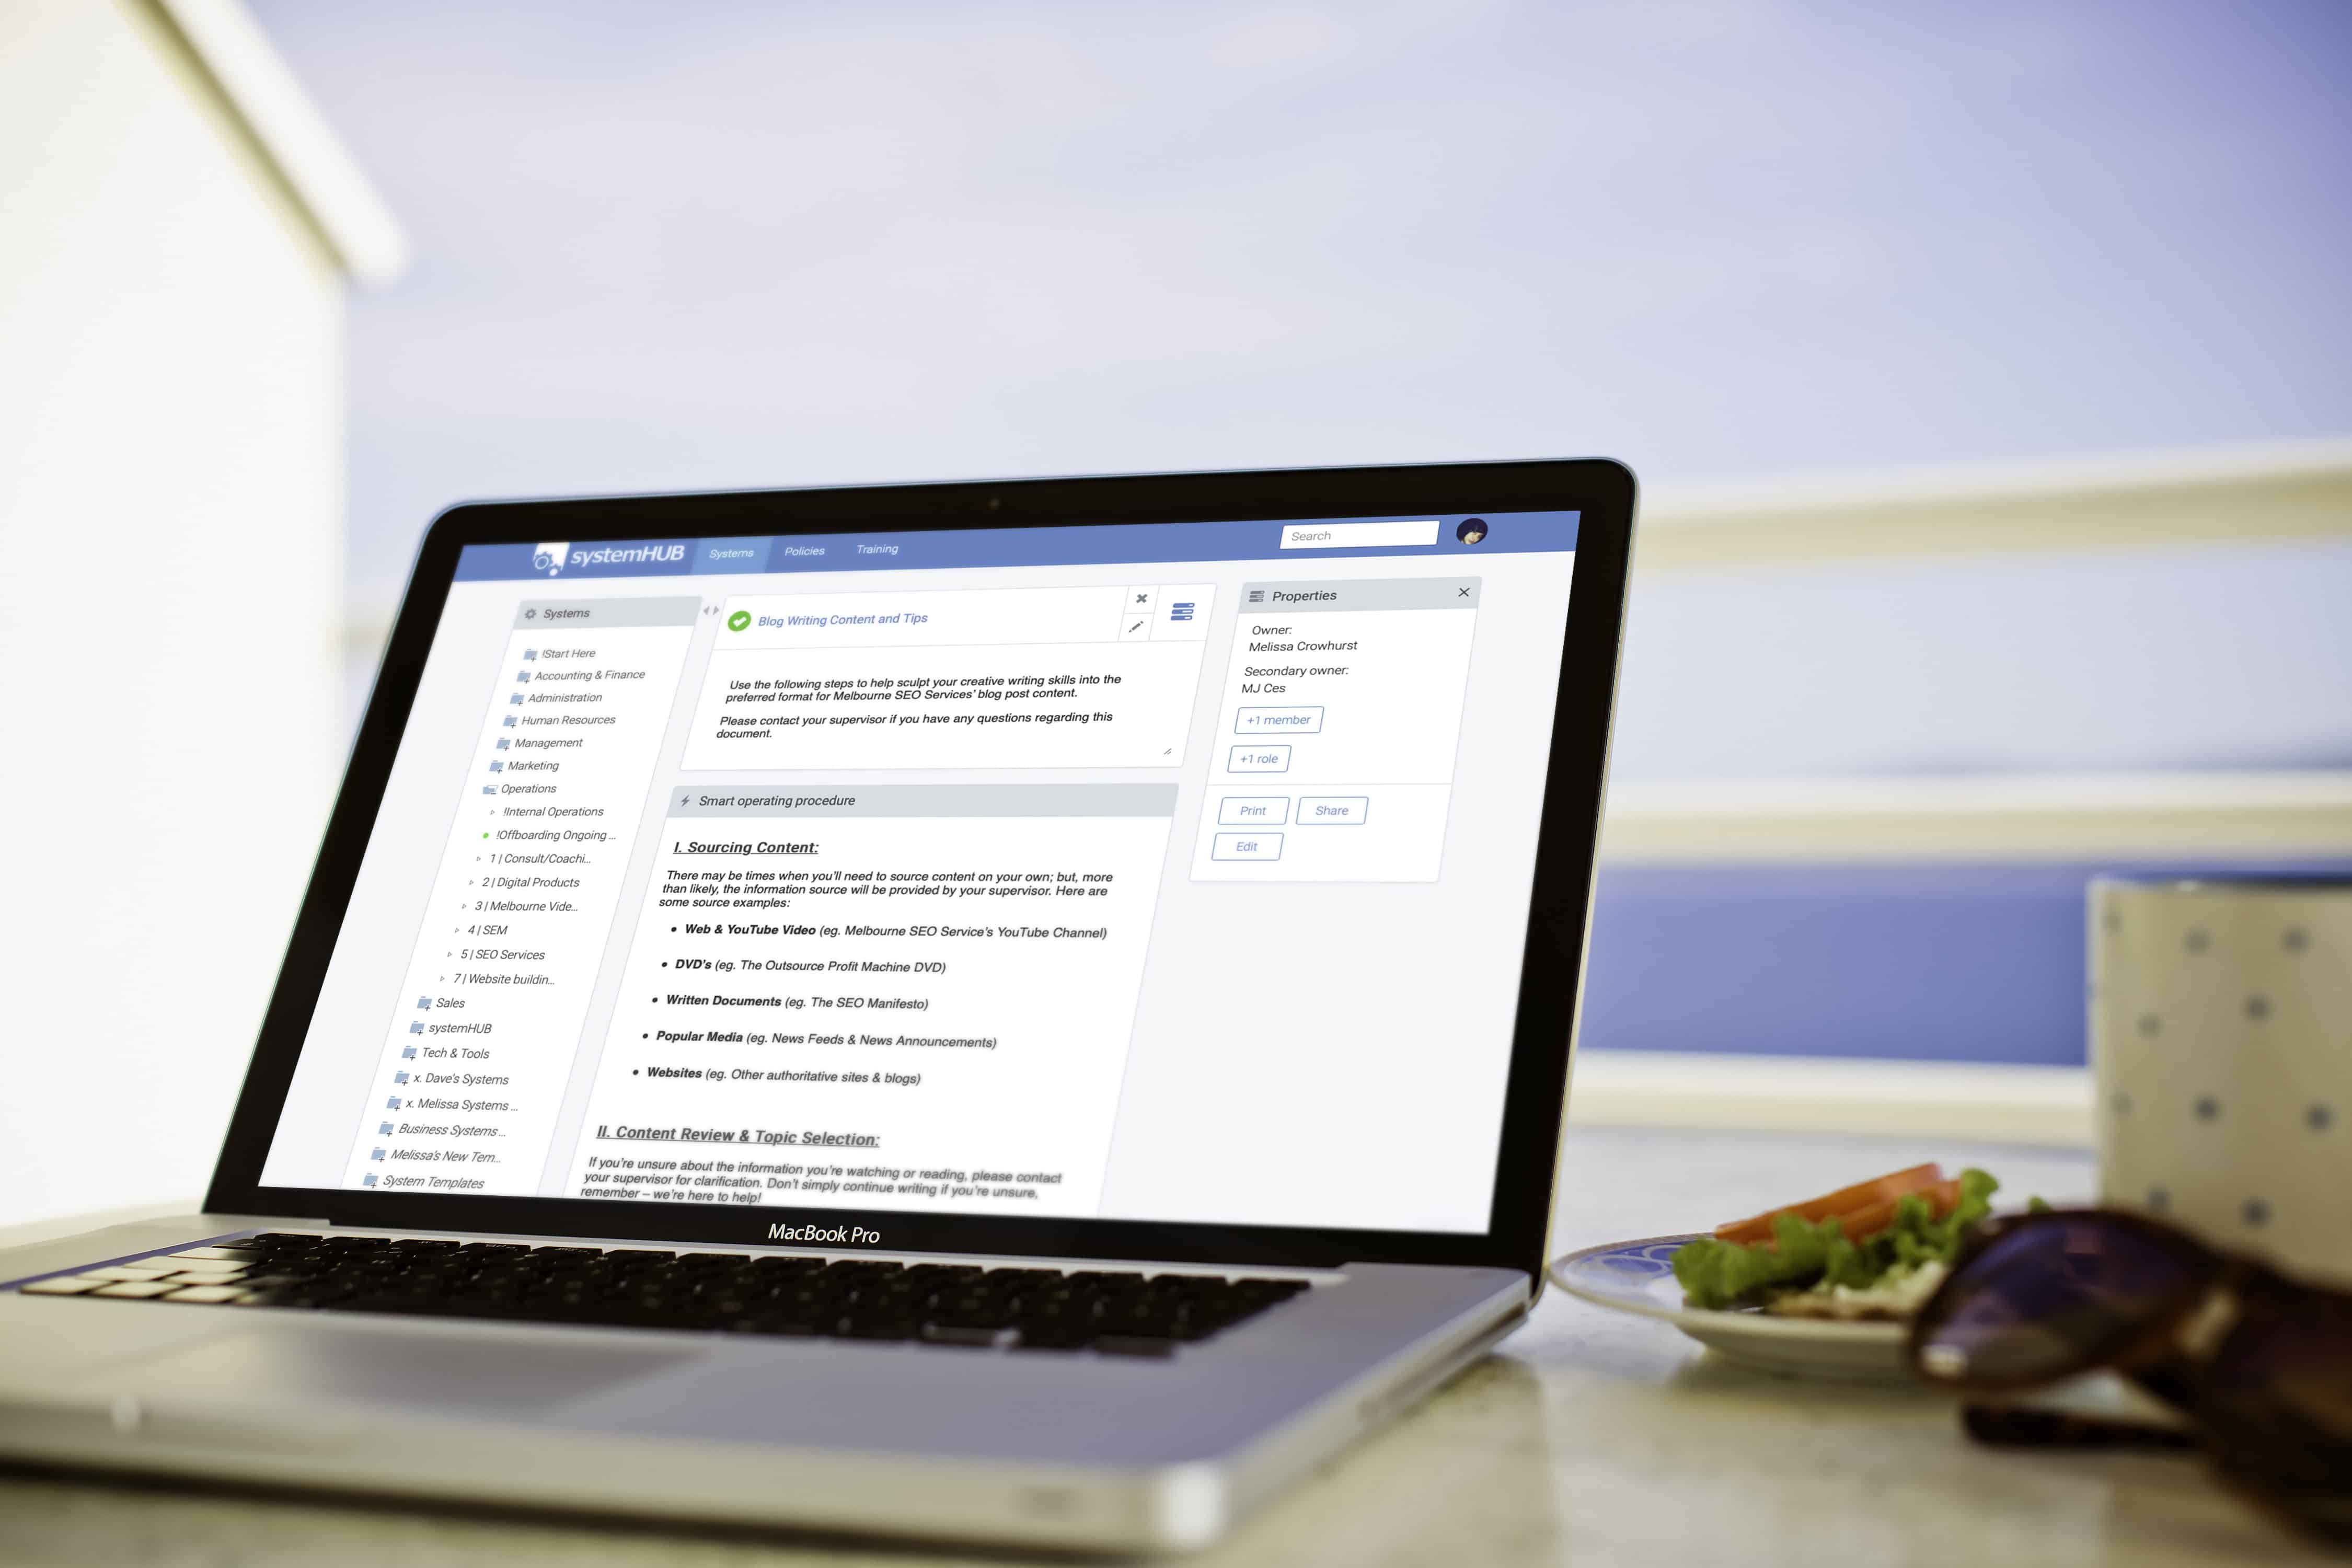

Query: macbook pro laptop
[0,459,1634,1552]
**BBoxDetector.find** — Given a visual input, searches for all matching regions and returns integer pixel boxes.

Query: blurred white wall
[241,0,2352,620]
[0,0,399,1229]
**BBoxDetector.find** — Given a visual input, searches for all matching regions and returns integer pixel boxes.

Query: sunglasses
[1907,1208,2352,1543]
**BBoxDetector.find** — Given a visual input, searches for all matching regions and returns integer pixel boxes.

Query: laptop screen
[260,510,1580,1235]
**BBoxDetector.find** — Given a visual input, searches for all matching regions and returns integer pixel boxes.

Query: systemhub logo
[767,1221,880,1245]
[529,540,689,577]
[571,542,688,571]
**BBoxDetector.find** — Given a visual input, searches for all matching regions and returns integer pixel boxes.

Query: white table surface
[0,1126,2327,1566]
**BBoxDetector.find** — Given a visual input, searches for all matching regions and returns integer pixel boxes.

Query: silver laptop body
[0,460,1634,1553]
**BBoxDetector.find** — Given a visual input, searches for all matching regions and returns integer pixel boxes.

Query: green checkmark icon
[727,610,751,632]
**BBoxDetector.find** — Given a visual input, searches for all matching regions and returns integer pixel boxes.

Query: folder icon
[408,1020,424,1034]
[362,1173,377,1188]
[386,1097,402,1110]
[401,1045,418,1059]
[522,649,538,660]
[417,996,432,1009]
[483,786,497,795]
[394,1071,409,1086]
[503,715,517,728]
[370,1147,386,1161]
[496,737,510,750]
[378,1121,395,1136]
[516,671,531,683]
[509,694,523,706]
[489,760,504,774]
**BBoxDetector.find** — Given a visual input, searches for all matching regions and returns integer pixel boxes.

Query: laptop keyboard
[21,1235,1313,1357]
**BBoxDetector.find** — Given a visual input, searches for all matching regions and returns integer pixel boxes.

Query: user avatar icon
[1456,517,1488,544]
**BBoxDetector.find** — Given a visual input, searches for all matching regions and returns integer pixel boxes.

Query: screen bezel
[206,458,1635,1282]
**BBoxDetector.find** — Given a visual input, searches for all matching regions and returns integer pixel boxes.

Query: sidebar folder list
[340,597,697,1194]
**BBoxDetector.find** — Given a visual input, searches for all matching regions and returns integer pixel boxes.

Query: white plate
[1548,1233,1914,1382]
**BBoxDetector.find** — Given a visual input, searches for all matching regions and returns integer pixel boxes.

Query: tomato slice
[1712,1162,1944,1246]
[1828,1178,1964,1244]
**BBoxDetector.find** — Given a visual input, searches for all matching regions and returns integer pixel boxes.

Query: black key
[932,1301,1019,1331]
[1099,1297,1184,1336]
[836,1315,918,1341]
[236,1285,354,1309]
[466,1264,536,1284]
[584,1299,734,1329]
[847,1288,917,1316]
[760,1285,848,1316]
[248,1269,329,1297]
[551,1302,719,1330]
[456,1242,532,1255]
[903,1264,983,1283]
[269,1254,337,1274]
[1015,1300,1101,1338]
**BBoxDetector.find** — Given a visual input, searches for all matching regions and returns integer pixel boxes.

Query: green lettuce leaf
[1671,1168,2000,1310]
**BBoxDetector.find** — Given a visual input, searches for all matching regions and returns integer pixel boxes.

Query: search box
[1278,519,1439,550]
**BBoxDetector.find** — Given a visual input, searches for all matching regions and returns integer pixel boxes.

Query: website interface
[261,511,1579,1234]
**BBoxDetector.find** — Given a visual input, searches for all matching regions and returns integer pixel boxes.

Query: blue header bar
[454,510,1576,582]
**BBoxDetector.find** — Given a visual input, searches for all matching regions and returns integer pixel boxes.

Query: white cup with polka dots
[2091,877,2352,1286]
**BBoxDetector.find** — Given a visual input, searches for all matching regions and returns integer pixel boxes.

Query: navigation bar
[454,510,1576,582]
